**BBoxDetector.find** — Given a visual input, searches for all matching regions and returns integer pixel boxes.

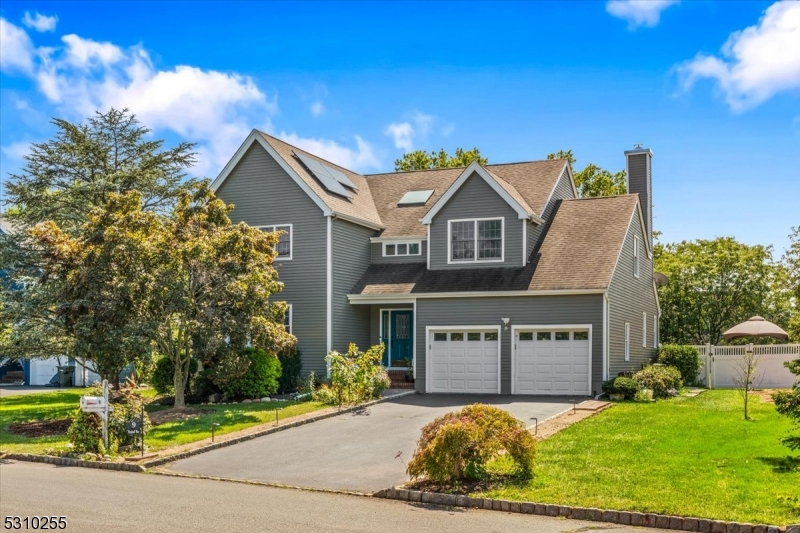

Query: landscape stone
[683,518,699,531]
[509,502,521,513]
[738,525,753,533]
[698,519,713,533]
[520,503,535,514]
[630,512,644,526]
[261,397,270,402]
[669,517,684,530]
[602,510,619,523]
[588,508,603,521]
[711,522,728,533]
[534,504,546,515]
[727,523,740,533]
[644,514,658,528]
[571,508,586,520]
[545,504,559,517]
[656,515,670,529]
[242,399,252,404]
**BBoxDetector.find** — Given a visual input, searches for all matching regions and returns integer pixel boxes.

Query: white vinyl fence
[691,344,799,389]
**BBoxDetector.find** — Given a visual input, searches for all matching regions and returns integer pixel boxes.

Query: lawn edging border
[372,488,799,533]
[1,452,145,473]
[141,390,417,469]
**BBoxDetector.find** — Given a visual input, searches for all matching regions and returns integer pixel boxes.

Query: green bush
[634,389,653,402]
[217,348,281,400]
[658,344,702,385]
[633,364,683,399]
[602,377,639,399]
[325,343,390,405]
[68,385,152,454]
[277,347,303,394]
[407,404,536,482]
[151,356,199,395]
[191,366,220,399]
[773,358,800,451]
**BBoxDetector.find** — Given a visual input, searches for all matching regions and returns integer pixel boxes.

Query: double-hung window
[653,314,658,349]
[633,236,640,278]
[642,312,647,347]
[449,218,503,263]
[383,241,421,257]
[259,224,292,260]
[283,304,292,334]
[624,322,631,361]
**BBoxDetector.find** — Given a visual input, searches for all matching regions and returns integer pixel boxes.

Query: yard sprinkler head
[211,422,220,443]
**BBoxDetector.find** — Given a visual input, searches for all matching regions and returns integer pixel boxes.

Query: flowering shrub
[633,365,683,399]
[325,343,390,405]
[407,404,536,482]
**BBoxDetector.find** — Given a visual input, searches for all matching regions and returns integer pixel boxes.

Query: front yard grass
[0,388,327,455]
[478,390,800,525]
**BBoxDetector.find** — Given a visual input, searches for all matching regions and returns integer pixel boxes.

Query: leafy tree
[654,237,789,345]
[782,226,800,342]
[547,149,627,197]
[773,359,800,450]
[394,148,487,171]
[0,109,197,375]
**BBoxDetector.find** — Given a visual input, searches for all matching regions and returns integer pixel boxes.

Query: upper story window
[258,224,292,260]
[283,304,292,334]
[449,218,504,263]
[383,241,421,257]
[633,236,640,278]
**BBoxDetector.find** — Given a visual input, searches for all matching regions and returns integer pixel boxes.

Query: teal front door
[381,310,413,368]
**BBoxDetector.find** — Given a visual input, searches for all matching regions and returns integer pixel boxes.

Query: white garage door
[514,328,591,395]
[429,329,500,393]
[29,358,61,385]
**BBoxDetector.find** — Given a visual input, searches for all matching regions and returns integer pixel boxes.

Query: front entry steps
[387,370,415,389]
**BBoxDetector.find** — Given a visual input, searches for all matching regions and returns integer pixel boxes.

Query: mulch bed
[148,407,215,425]
[9,418,72,438]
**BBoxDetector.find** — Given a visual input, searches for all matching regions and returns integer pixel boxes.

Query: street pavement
[0,461,659,533]
[167,393,575,492]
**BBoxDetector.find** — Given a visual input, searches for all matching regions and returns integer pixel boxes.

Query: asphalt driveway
[166,394,575,492]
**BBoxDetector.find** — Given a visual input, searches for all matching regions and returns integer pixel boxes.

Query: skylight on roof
[398,189,434,206]
[294,152,354,198]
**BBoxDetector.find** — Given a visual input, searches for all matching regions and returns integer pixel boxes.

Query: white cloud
[606,0,678,29]
[1,140,32,161]
[676,1,800,112]
[0,18,35,73]
[61,34,124,68]
[384,110,437,151]
[384,122,414,151]
[22,11,57,32]
[310,101,324,116]
[279,132,379,172]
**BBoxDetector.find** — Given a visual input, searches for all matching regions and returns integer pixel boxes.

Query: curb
[141,390,417,468]
[2,452,145,473]
[372,488,799,533]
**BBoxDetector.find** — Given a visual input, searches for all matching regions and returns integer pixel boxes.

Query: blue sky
[1,0,798,253]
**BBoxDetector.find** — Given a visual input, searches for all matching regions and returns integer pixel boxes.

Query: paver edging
[1,452,144,473]
[373,487,794,532]
[141,390,417,468]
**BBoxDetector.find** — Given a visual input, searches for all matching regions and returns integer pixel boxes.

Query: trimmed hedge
[218,348,281,400]
[602,377,639,399]
[633,365,683,399]
[658,344,702,385]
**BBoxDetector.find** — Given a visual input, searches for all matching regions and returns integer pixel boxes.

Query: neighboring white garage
[427,327,500,393]
[513,326,591,395]
[28,357,61,385]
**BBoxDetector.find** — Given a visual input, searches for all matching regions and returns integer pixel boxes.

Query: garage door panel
[429,329,500,394]
[515,330,590,396]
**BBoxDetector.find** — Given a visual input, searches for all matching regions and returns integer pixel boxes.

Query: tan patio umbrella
[722,316,788,341]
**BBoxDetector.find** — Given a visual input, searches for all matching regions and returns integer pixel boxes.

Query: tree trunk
[173,357,186,409]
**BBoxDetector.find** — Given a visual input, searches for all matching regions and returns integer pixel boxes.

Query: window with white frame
[633,236,640,278]
[642,312,647,347]
[383,241,421,257]
[283,304,292,334]
[624,322,630,361]
[259,225,292,259]
[653,314,658,349]
[449,218,503,262]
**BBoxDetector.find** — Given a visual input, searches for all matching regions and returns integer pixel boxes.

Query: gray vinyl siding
[429,172,522,269]
[607,207,659,377]
[331,219,373,354]
[215,144,328,376]
[416,295,604,395]
[627,153,652,246]
[528,167,576,253]
[370,240,427,264]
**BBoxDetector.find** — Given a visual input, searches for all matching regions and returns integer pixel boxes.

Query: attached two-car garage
[426,325,591,396]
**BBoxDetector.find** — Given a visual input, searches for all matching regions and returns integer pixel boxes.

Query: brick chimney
[625,145,653,249]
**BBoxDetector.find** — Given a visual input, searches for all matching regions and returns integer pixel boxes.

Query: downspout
[326,215,332,378]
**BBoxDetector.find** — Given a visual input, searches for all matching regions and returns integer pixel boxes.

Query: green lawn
[0,389,327,455]
[479,390,800,525]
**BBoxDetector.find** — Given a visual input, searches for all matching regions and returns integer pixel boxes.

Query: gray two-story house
[212,131,660,396]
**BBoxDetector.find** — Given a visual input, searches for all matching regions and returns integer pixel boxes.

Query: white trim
[624,322,631,362]
[653,279,662,315]
[603,294,609,381]
[253,223,293,261]
[642,311,647,348]
[421,162,531,224]
[511,324,593,395]
[447,217,505,264]
[383,240,422,257]
[425,325,502,394]
[347,288,606,303]
[370,236,426,244]
[326,216,332,377]
[284,303,293,334]
[653,313,658,349]
[522,219,527,266]
[332,212,384,231]
[426,224,431,269]
[413,299,417,379]
[211,130,332,216]
[633,236,640,279]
